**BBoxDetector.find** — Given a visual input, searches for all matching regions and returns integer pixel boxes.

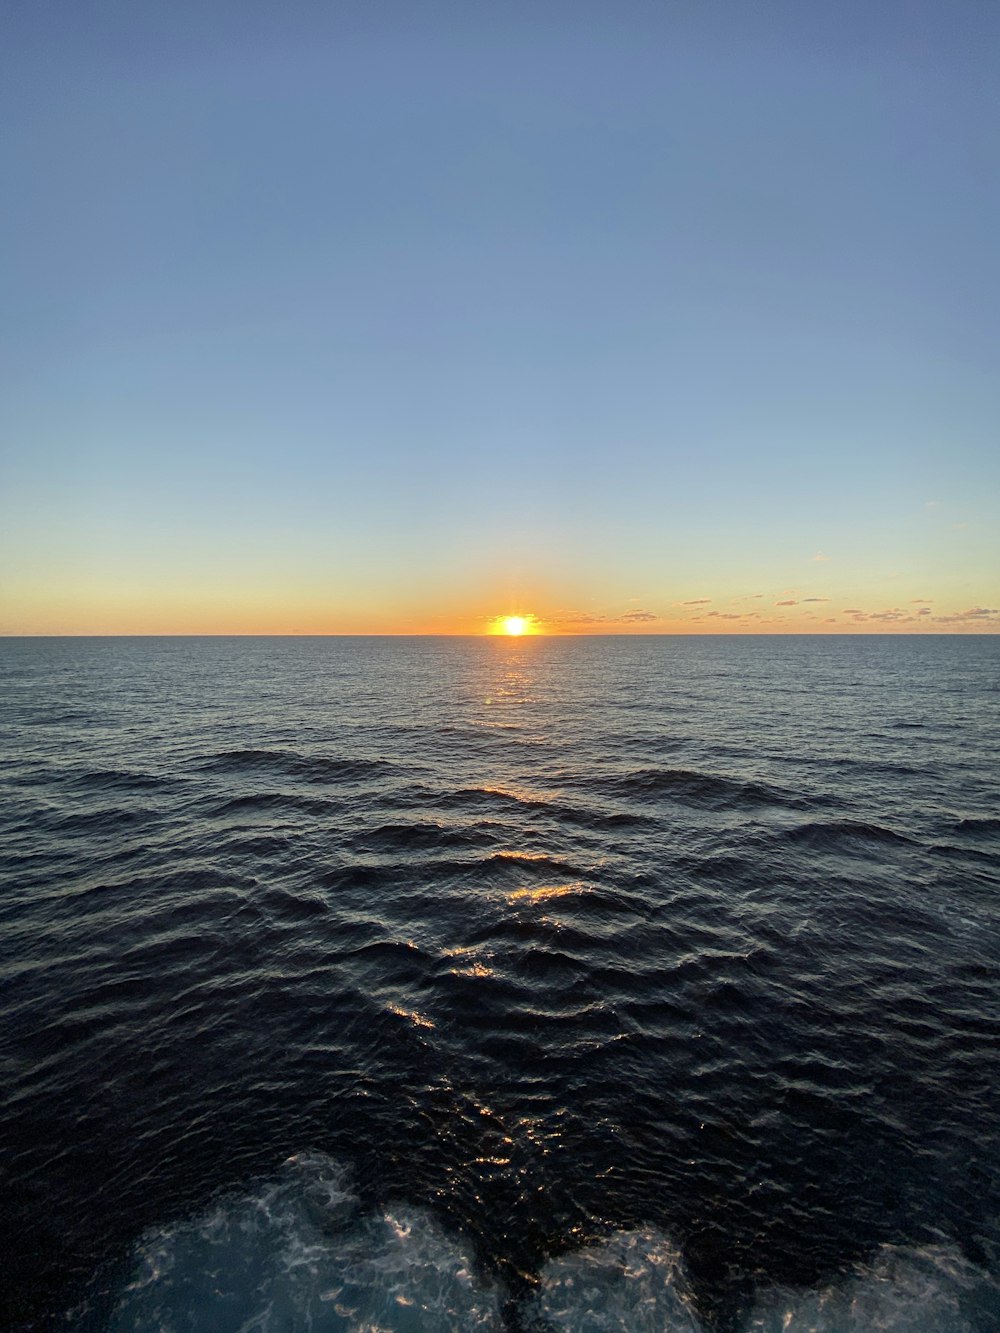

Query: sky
[2,0,998,634]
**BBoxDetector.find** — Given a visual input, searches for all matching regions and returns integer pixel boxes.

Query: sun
[488,614,539,636]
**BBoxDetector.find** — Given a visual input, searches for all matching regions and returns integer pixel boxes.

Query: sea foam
[105,1155,1000,1331]
[524,1228,701,1331]
[746,1242,1000,1332]
[107,1153,501,1332]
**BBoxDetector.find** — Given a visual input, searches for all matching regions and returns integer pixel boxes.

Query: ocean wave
[352,821,498,855]
[591,768,820,812]
[953,816,1000,838]
[435,785,556,813]
[779,819,916,849]
[204,790,345,817]
[435,784,654,828]
[47,767,185,794]
[194,748,398,785]
[31,805,165,836]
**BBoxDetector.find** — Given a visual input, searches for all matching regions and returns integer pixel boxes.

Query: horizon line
[2,632,997,640]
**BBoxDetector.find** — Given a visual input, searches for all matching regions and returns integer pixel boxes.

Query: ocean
[1,634,998,1331]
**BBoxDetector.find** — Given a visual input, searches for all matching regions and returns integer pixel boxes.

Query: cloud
[680,598,711,606]
[822,617,837,623]
[802,597,829,603]
[839,607,931,624]
[917,608,931,616]
[909,599,932,604]
[933,607,999,624]
[549,611,608,625]
[550,608,661,626]
[810,552,831,562]
[775,600,797,606]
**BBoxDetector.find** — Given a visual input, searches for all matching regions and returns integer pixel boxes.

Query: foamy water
[100,1155,997,1332]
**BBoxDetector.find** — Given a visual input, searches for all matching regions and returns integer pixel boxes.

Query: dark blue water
[2,636,999,1331]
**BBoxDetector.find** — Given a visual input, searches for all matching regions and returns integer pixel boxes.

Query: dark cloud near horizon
[933,607,998,624]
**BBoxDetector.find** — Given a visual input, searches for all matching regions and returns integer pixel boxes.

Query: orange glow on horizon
[3,582,998,636]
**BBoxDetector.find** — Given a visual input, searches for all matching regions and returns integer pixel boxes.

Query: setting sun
[488,614,540,636]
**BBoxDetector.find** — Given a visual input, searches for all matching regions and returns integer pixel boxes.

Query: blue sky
[2,1,997,632]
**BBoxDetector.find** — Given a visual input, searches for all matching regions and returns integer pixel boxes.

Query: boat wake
[101,1154,998,1332]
